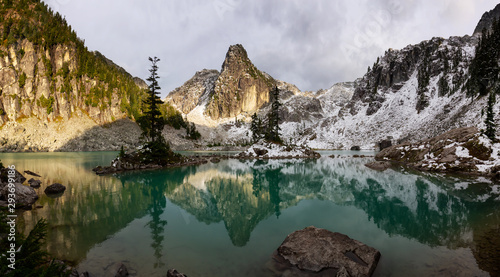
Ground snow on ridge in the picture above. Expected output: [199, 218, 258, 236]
[167, 35, 490, 150]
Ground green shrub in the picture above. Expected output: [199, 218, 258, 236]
[38, 94, 54, 114]
[18, 72, 26, 88]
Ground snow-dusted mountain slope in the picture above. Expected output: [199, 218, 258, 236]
[165, 5, 500, 150]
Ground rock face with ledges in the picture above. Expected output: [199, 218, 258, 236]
[205, 44, 275, 119]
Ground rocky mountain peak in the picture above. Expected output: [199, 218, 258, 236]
[204, 44, 275, 119]
[473, 3, 500, 36]
[221, 44, 249, 72]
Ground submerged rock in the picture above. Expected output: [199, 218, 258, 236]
[167, 269, 188, 277]
[28, 178, 42, 188]
[24, 170, 41, 177]
[273, 226, 380, 276]
[45, 183, 66, 195]
[115, 263, 129, 277]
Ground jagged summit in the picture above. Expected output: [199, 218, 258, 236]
[205, 44, 275, 119]
[473, 3, 500, 35]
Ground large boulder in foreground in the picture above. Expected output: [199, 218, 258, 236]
[0, 168, 38, 208]
[374, 127, 500, 176]
[272, 226, 380, 276]
[0, 183, 39, 208]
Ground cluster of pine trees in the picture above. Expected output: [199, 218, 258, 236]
[250, 86, 282, 143]
[0, 0, 146, 119]
[467, 18, 500, 141]
[467, 19, 500, 97]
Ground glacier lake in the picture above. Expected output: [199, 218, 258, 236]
[1, 151, 499, 276]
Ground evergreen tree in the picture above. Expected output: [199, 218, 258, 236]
[250, 113, 260, 142]
[186, 122, 201, 140]
[265, 86, 282, 143]
[136, 57, 180, 165]
[141, 57, 165, 143]
[467, 19, 500, 97]
[484, 89, 497, 141]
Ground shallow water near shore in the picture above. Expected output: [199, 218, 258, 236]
[1, 151, 499, 276]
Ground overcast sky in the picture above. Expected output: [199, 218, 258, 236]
[45, 0, 499, 97]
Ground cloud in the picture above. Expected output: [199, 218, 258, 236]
[46, 0, 499, 97]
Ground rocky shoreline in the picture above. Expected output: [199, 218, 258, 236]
[370, 127, 500, 179]
[92, 154, 230, 175]
[92, 142, 321, 175]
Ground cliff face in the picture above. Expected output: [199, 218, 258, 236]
[205, 44, 275, 119]
[0, 40, 133, 125]
[0, 0, 147, 151]
[347, 35, 475, 117]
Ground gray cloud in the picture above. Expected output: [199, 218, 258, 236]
[46, 0, 499, 97]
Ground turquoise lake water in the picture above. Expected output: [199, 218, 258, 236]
[1, 151, 499, 276]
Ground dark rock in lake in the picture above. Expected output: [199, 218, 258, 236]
[273, 226, 380, 277]
[28, 178, 42, 188]
[365, 161, 392, 171]
[45, 183, 66, 194]
[24, 170, 41, 177]
[115, 263, 129, 277]
[378, 139, 392, 150]
[167, 269, 188, 277]
[253, 148, 269, 156]
[351, 146, 361, 151]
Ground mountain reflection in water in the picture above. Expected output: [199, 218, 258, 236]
[4, 152, 498, 276]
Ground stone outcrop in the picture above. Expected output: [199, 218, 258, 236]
[375, 127, 500, 176]
[272, 226, 380, 276]
[473, 3, 500, 36]
[205, 44, 275, 119]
